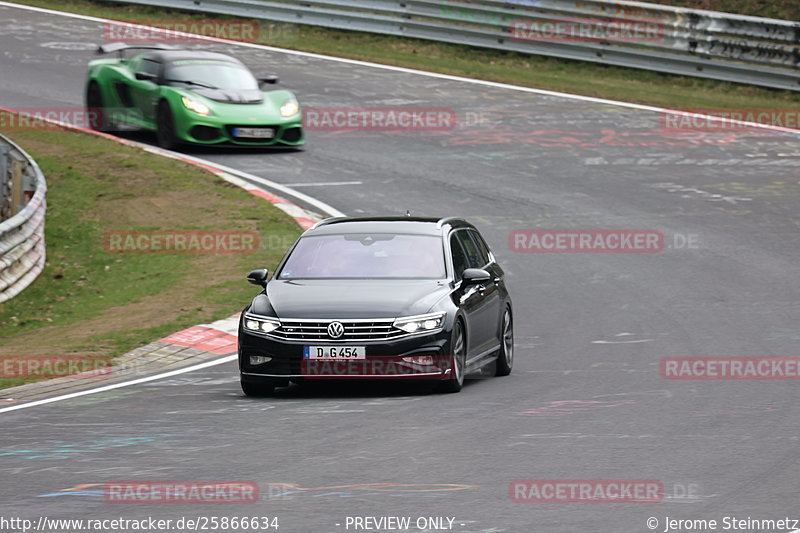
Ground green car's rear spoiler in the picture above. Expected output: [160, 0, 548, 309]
[97, 42, 175, 57]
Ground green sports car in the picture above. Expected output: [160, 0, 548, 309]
[85, 43, 303, 149]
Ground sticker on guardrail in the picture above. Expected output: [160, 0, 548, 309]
[510, 18, 666, 43]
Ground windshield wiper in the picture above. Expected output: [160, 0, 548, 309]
[164, 79, 218, 89]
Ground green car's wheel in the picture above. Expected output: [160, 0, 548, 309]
[156, 101, 179, 150]
[85, 82, 112, 132]
[439, 320, 466, 393]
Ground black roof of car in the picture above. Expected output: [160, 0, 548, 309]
[142, 50, 244, 64]
[306, 216, 473, 237]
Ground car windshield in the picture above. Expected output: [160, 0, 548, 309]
[278, 233, 446, 279]
[165, 60, 258, 90]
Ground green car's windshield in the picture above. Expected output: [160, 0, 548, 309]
[165, 60, 259, 91]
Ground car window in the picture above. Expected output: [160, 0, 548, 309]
[278, 233, 446, 279]
[456, 230, 484, 269]
[139, 58, 161, 78]
[468, 230, 492, 266]
[449, 234, 469, 282]
[165, 60, 258, 90]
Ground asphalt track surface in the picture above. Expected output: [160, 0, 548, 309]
[1, 4, 800, 533]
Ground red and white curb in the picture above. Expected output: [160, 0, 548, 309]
[159, 313, 240, 355]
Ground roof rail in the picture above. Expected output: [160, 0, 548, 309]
[308, 216, 349, 230]
[436, 216, 462, 229]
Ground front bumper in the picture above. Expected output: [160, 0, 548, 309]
[239, 329, 452, 380]
[177, 117, 304, 147]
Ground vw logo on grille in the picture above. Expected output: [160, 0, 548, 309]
[327, 321, 345, 339]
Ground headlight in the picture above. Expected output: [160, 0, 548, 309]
[280, 98, 299, 117]
[243, 316, 281, 334]
[393, 313, 445, 334]
[181, 96, 210, 116]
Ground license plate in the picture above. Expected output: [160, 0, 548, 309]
[233, 127, 274, 139]
[303, 346, 366, 360]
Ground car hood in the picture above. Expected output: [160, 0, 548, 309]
[191, 88, 264, 104]
[261, 279, 450, 319]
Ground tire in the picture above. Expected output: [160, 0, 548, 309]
[495, 307, 514, 376]
[156, 100, 179, 150]
[85, 82, 112, 132]
[241, 378, 275, 397]
[439, 320, 466, 393]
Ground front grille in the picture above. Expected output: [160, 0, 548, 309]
[267, 319, 407, 342]
[281, 126, 303, 143]
[191, 125, 222, 141]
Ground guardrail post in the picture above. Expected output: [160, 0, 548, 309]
[9, 157, 25, 217]
[0, 145, 8, 221]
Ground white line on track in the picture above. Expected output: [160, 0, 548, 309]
[0, 356, 237, 414]
[289, 181, 363, 187]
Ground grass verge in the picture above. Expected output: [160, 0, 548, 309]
[7, 0, 800, 111]
[640, 0, 798, 21]
[0, 113, 302, 389]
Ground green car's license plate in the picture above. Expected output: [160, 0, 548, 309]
[233, 127, 274, 139]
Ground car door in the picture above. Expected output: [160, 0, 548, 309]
[467, 229, 505, 346]
[455, 229, 502, 357]
[450, 233, 479, 358]
[128, 57, 163, 126]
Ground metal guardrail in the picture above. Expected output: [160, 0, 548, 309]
[0, 134, 47, 304]
[102, 0, 800, 90]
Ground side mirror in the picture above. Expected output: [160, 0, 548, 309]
[247, 268, 269, 287]
[135, 71, 157, 82]
[462, 268, 491, 284]
[258, 75, 279, 87]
